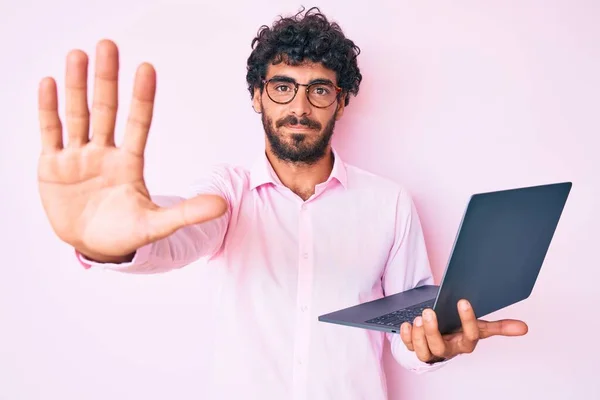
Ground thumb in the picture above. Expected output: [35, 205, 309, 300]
[148, 194, 229, 240]
[478, 319, 529, 339]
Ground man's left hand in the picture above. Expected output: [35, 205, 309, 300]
[399, 299, 529, 364]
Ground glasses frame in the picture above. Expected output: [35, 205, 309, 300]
[261, 78, 343, 109]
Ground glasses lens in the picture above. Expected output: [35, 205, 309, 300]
[307, 83, 337, 107]
[266, 81, 296, 103]
[265, 80, 338, 107]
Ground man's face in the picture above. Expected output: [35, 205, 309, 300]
[253, 61, 346, 164]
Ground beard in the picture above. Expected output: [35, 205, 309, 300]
[261, 110, 336, 165]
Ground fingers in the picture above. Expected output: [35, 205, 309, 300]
[400, 322, 414, 351]
[91, 39, 119, 146]
[38, 77, 63, 154]
[122, 62, 156, 157]
[478, 319, 529, 339]
[398, 300, 528, 363]
[457, 299, 479, 353]
[148, 194, 229, 241]
[411, 316, 433, 362]
[401, 310, 449, 362]
[42, 39, 152, 154]
[421, 309, 447, 358]
[65, 49, 90, 147]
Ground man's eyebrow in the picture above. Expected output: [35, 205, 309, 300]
[268, 75, 336, 86]
[308, 78, 336, 86]
[268, 75, 295, 83]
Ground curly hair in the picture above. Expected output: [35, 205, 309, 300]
[246, 6, 362, 107]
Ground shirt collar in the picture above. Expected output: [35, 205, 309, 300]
[249, 148, 348, 191]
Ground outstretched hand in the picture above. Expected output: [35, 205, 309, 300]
[37, 40, 228, 263]
[400, 300, 528, 363]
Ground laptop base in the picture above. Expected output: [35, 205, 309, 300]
[318, 285, 440, 334]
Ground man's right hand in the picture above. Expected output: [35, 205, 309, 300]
[37, 40, 228, 263]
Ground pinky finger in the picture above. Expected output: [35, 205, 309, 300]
[400, 322, 414, 351]
[38, 77, 64, 153]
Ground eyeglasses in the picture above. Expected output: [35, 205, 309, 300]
[262, 78, 342, 108]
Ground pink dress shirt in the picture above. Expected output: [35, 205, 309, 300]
[77, 148, 450, 399]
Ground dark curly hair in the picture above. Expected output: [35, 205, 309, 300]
[246, 6, 362, 107]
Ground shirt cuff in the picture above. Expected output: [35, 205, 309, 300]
[75, 244, 152, 269]
[390, 333, 456, 374]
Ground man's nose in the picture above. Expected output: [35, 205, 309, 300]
[288, 88, 312, 116]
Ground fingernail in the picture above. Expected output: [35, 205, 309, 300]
[414, 317, 423, 327]
[460, 300, 470, 310]
[423, 309, 432, 321]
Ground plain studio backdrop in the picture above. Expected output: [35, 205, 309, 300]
[0, 0, 598, 399]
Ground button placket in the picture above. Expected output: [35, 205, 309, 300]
[292, 202, 314, 399]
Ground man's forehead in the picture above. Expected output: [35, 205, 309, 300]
[265, 60, 337, 83]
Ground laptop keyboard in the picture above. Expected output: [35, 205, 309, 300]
[365, 299, 435, 328]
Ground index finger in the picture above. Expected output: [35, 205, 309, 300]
[38, 77, 63, 154]
[121, 62, 156, 157]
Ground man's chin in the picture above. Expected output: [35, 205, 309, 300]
[275, 133, 309, 146]
[280, 145, 313, 157]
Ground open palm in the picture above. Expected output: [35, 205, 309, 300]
[37, 40, 227, 263]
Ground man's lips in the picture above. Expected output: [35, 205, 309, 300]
[284, 124, 316, 131]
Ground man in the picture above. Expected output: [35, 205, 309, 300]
[37, 7, 528, 400]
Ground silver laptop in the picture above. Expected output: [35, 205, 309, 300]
[318, 181, 572, 335]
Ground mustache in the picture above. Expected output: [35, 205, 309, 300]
[275, 115, 321, 130]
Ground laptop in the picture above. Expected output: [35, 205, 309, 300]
[318, 181, 572, 335]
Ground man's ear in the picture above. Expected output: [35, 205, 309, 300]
[252, 87, 262, 113]
[335, 93, 347, 120]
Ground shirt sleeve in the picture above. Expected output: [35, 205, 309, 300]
[381, 187, 455, 373]
[75, 165, 233, 274]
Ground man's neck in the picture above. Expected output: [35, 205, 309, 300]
[266, 148, 334, 201]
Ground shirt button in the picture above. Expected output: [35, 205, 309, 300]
[302, 252, 309, 259]
[301, 305, 308, 312]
